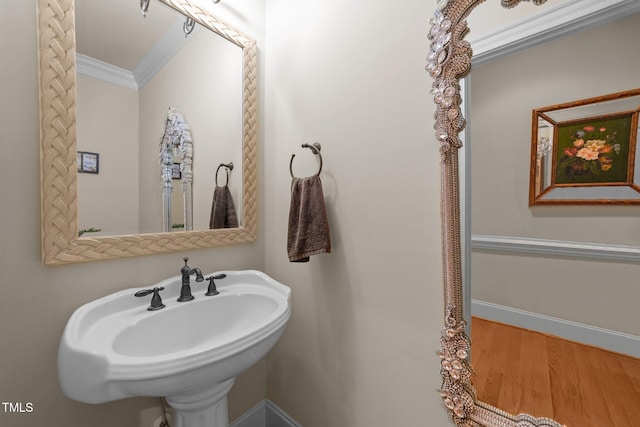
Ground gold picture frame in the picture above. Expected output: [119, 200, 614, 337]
[530, 89, 640, 205]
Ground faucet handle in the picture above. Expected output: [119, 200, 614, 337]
[205, 274, 226, 296]
[135, 287, 166, 311]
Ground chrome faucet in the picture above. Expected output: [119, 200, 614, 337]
[178, 257, 204, 302]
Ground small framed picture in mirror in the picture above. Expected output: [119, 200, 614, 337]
[171, 163, 182, 180]
[78, 151, 99, 174]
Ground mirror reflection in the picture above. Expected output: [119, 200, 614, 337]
[75, 0, 243, 236]
[469, 9, 640, 426]
[38, 0, 257, 265]
[530, 90, 640, 205]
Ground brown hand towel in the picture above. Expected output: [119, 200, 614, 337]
[210, 186, 239, 229]
[287, 175, 331, 262]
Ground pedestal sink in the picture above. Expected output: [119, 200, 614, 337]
[58, 270, 291, 427]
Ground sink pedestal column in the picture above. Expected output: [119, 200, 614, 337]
[166, 378, 235, 427]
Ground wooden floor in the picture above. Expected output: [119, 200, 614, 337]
[471, 317, 640, 427]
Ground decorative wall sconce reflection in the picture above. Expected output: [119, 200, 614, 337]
[160, 108, 194, 232]
[183, 17, 196, 36]
[140, 0, 221, 16]
[536, 136, 551, 159]
[140, 0, 150, 16]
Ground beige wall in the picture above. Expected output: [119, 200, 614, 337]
[470, 13, 640, 334]
[262, 0, 450, 425]
[0, 1, 265, 426]
[138, 26, 243, 233]
[1, 0, 562, 426]
[77, 8, 244, 235]
[76, 74, 140, 235]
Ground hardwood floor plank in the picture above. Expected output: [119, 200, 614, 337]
[547, 337, 589, 426]
[471, 317, 640, 427]
[518, 329, 553, 418]
[587, 349, 636, 426]
[496, 324, 525, 412]
[472, 319, 507, 409]
[618, 355, 640, 394]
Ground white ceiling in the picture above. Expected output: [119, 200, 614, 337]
[75, 0, 180, 71]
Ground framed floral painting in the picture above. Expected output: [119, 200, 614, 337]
[530, 89, 640, 205]
[554, 113, 634, 185]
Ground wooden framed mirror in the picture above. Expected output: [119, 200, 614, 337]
[430, 0, 640, 425]
[38, 0, 257, 265]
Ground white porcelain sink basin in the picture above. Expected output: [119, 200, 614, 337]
[112, 293, 280, 358]
[58, 270, 291, 427]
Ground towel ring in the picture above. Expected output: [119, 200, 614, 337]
[215, 162, 233, 187]
[290, 143, 323, 178]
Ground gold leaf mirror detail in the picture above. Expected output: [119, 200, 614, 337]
[38, 0, 257, 265]
[428, 0, 567, 426]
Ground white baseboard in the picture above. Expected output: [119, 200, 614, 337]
[231, 400, 301, 427]
[472, 299, 640, 358]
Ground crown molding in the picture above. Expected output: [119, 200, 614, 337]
[133, 19, 199, 88]
[469, 0, 640, 66]
[76, 54, 138, 90]
[76, 16, 194, 90]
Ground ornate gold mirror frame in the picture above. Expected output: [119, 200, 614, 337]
[38, 0, 257, 265]
[428, 0, 566, 426]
